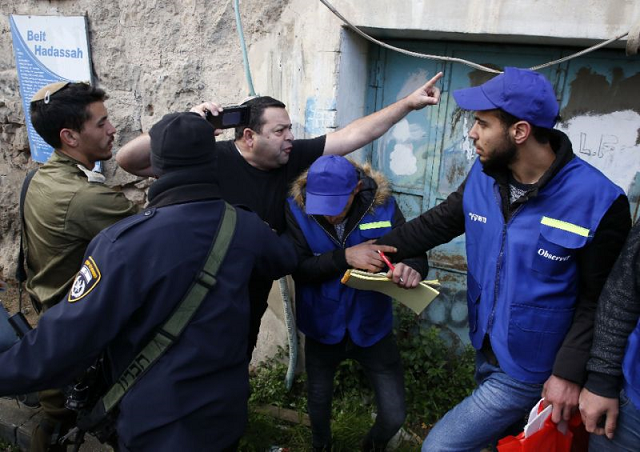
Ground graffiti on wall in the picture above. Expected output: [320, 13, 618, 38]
[559, 66, 640, 220]
[557, 110, 640, 193]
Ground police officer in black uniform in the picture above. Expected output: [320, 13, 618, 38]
[0, 112, 298, 451]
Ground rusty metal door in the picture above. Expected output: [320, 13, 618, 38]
[366, 40, 640, 343]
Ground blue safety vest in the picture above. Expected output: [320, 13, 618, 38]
[287, 197, 396, 347]
[623, 318, 640, 410]
[463, 158, 623, 383]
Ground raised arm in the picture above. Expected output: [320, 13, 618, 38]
[323, 72, 443, 156]
[116, 133, 154, 176]
[116, 102, 223, 177]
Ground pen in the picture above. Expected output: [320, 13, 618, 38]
[377, 250, 395, 271]
[377, 250, 404, 283]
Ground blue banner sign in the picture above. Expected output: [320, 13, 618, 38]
[10, 15, 93, 163]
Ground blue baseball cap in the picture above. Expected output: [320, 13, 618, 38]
[452, 67, 559, 128]
[305, 155, 358, 216]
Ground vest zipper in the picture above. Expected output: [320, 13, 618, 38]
[311, 217, 343, 248]
[487, 186, 525, 336]
[310, 197, 376, 250]
[341, 198, 376, 248]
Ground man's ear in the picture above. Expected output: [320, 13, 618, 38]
[512, 121, 531, 144]
[59, 128, 79, 148]
[353, 179, 364, 194]
[242, 128, 255, 146]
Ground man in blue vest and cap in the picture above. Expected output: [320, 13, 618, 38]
[286, 155, 429, 451]
[376, 67, 631, 450]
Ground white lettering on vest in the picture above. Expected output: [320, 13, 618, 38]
[468, 212, 487, 223]
[537, 248, 571, 262]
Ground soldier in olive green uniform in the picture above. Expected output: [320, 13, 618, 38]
[22, 82, 139, 451]
[24, 153, 138, 311]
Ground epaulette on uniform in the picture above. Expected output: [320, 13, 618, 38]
[103, 208, 156, 243]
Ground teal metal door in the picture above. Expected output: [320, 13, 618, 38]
[366, 40, 640, 343]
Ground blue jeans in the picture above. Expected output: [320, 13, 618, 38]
[589, 389, 640, 451]
[305, 333, 406, 449]
[422, 351, 543, 452]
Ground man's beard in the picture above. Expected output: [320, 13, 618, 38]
[480, 132, 517, 172]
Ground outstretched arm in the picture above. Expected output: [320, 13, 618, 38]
[323, 72, 443, 156]
[285, 202, 397, 283]
[384, 199, 429, 289]
[376, 183, 466, 262]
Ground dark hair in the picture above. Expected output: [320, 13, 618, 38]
[29, 83, 108, 148]
[234, 96, 286, 140]
[495, 109, 554, 145]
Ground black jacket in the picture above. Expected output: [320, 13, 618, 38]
[586, 221, 640, 397]
[377, 130, 631, 384]
[285, 161, 429, 284]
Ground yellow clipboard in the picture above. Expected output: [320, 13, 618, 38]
[341, 269, 440, 315]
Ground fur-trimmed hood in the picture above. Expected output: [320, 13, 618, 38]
[289, 159, 392, 213]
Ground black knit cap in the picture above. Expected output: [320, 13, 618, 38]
[149, 112, 216, 175]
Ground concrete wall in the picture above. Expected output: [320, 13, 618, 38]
[1, 0, 639, 362]
[333, 0, 640, 46]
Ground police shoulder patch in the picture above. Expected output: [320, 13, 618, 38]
[68, 256, 101, 303]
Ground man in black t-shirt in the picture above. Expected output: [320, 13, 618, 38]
[213, 96, 326, 234]
[116, 73, 443, 354]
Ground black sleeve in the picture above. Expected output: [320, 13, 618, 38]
[250, 214, 300, 282]
[584, 220, 640, 398]
[552, 195, 632, 385]
[390, 200, 430, 278]
[376, 183, 466, 262]
[285, 201, 349, 284]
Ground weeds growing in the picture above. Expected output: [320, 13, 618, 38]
[243, 306, 476, 450]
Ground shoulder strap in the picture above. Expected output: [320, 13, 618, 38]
[16, 169, 39, 312]
[101, 202, 237, 413]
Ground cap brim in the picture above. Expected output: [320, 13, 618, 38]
[305, 193, 350, 216]
[452, 86, 498, 111]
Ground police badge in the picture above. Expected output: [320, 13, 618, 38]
[68, 256, 101, 302]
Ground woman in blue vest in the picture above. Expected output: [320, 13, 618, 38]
[285, 155, 429, 451]
[376, 68, 631, 451]
[580, 220, 640, 451]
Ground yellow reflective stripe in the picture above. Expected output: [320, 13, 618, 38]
[540, 216, 590, 237]
[359, 221, 392, 230]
